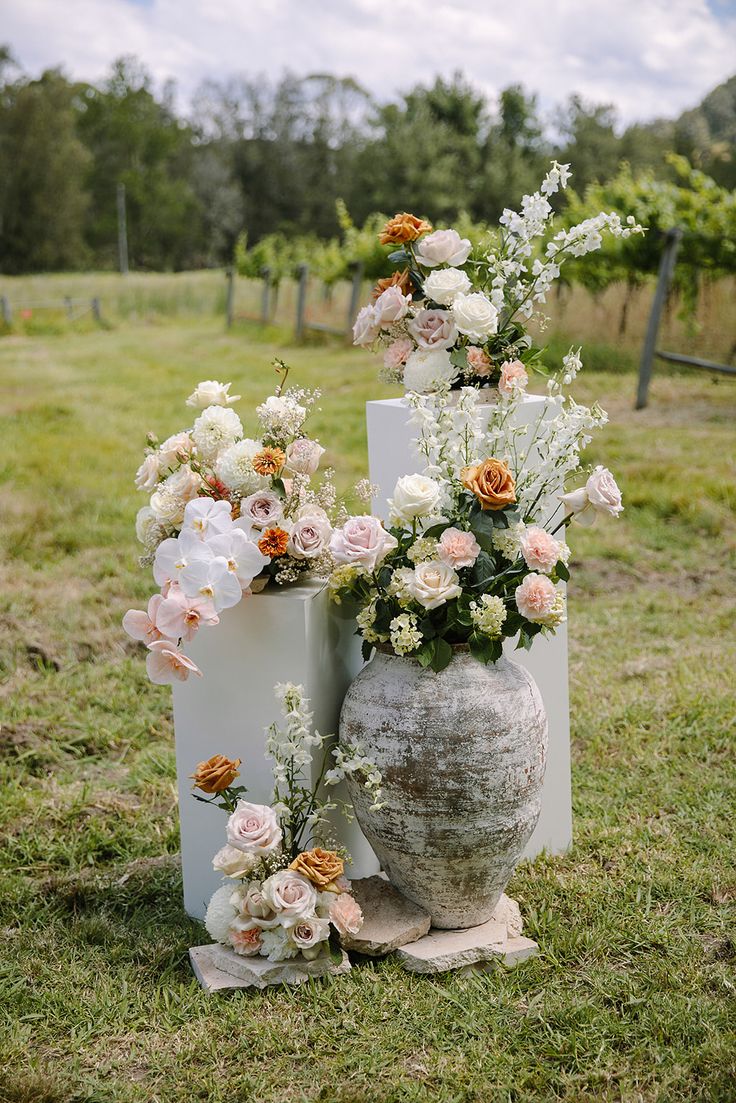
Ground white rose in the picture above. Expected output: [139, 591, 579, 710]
[212, 844, 257, 879]
[135, 453, 161, 491]
[403, 348, 458, 395]
[288, 506, 332, 560]
[261, 869, 317, 920]
[242, 882, 277, 921]
[285, 438, 325, 476]
[226, 801, 282, 856]
[407, 308, 457, 351]
[352, 304, 380, 347]
[135, 505, 159, 546]
[415, 228, 472, 268]
[407, 560, 462, 610]
[388, 474, 442, 525]
[452, 293, 499, 342]
[561, 466, 623, 526]
[186, 380, 240, 409]
[330, 516, 398, 571]
[423, 267, 472, 306]
[373, 285, 411, 326]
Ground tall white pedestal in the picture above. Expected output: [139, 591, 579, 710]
[366, 397, 573, 858]
[172, 580, 380, 920]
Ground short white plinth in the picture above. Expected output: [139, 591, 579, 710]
[171, 580, 380, 920]
[366, 397, 572, 858]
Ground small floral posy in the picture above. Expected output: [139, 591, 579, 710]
[194, 683, 383, 965]
[353, 161, 644, 395]
[124, 361, 347, 681]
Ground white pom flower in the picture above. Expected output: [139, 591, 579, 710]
[204, 884, 240, 944]
[192, 406, 243, 463]
[215, 438, 270, 496]
[403, 348, 458, 395]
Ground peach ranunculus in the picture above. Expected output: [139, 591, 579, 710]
[372, 269, 414, 300]
[498, 359, 529, 397]
[329, 892, 364, 938]
[519, 526, 562, 574]
[460, 458, 516, 511]
[437, 527, 481, 569]
[379, 212, 433, 245]
[289, 848, 344, 887]
[145, 641, 202, 684]
[191, 754, 242, 793]
[466, 346, 492, 377]
[258, 527, 290, 558]
[514, 573, 557, 623]
[384, 337, 414, 373]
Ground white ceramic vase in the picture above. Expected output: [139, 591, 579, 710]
[339, 649, 548, 929]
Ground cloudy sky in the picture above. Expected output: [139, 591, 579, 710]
[4, 0, 736, 125]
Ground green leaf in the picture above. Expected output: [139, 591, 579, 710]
[450, 346, 469, 371]
[327, 937, 344, 964]
[430, 637, 453, 673]
[555, 560, 570, 582]
[361, 639, 375, 662]
[423, 522, 451, 539]
[416, 644, 434, 668]
[388, 249, 411, 265]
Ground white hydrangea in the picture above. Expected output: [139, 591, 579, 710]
[406, 537, 438, 563]
[470, 594, 507, 638]
[389, 613, 423, 656]
[492, 522, 526, 561]
[540, 589, 567, 629]
[215, 438, 270, 496]
[192, 406, 243, 463]
[260, 926, 299, 962]
[204, 884, 240, 944]
[356, 601, 388, 644]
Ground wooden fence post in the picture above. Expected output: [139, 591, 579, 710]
[295, 264, 309, 341]
[635, 228, 682, 410]
[64, 296, 73, 320]
[225, 267, 235, 329]
[0, 296, 11, 326]
[346, 261, 364, 335]
[260, 267, 271, 323]
[91, 298, 102, 324]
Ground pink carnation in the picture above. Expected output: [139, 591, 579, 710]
[229, 926, 263, 956]
[466, 346, 492, 377]
[437, 527, 481, 569]
[329, 892, 364, 938]
[519, 526, 562, 574]
[498, 359, 529, 397]
[514, 573, 557, 623]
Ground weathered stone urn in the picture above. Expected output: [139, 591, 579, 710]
[339, 649, 548, 929]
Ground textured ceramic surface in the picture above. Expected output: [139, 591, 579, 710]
[340, 651, 548, 929]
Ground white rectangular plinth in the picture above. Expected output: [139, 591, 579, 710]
[366, 397, 572, 858]
[172, 580, 380, 920]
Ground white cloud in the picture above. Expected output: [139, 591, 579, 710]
[3, 0, 734, 125]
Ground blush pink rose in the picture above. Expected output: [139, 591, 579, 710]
[227, 801, 282, 856]
[514, 573, 557, 623]
[498, 359, 529, 397]
[145, 640, 202, 684]
[352, 304, 380, 347]
[437, 527, 481, 569]
[408, 308, 457, 351]
[519, 526, 562, 574]
[373, 285, 411, 326]
[560, 466, 623, 526]
[284, 438, 325, 476]
[329, 892, 364, 938]
[414, 228, 471, 268]
[240, 490, 284, 529]
[466, 346, 492, 376]
[329, 516, 398, 571]
[384, 337, 414, 372]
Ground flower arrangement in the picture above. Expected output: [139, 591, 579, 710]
[195, 683, 383, 963]
[352, 162, 644, 395]
[123, 364, 362, 683]
[328, 373, 623, 671]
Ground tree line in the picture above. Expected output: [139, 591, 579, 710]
[0, 45, 733, 275]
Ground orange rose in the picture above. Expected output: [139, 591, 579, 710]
[252, 447, 286, 476]
[461, 458, 516, 511]
[372, 269, 414, 301]
[379, 213, 433, 246]
[289, 847, 344, 887]
[258, 527, 290, 557]
[190, 754, 241, 793]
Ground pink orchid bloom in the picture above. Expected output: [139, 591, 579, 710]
[122, 594, 168, 645]
[145, 641, 202, 684]
[156, 589, 219, 642]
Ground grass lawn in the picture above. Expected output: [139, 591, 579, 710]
[1, 318, 735, 1103]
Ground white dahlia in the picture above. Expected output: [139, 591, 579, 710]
[215, 438, 270, 496]
[192, 406, 243, 463]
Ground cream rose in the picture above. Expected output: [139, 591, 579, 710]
[561, 466, 623, 526]
[519, 526, 562, 574]
[261, 869, 317, 920]
[135, 453, 161, 491]
[330, 516, 398, 571]
[242, 882, 277, 921]
[403, 348, 458, 394]
[287, 507, 332, 560]
[407, 560, 462, 610]
[452, 293, 499, 342]
[186, 380, 240, 409]
[226, 801, 282, 856]
[284, 438, 325, 476]
[352, 304, 380, 347]
[415, 228, 472, 268]
[423, 267, 471, 306]
[159, 431, 194, 468]
[408, 308, 457, 351]
[373, 285, 411, 326]
[437, 527, 481, 569]
[212, 844, 257, 879]
[388, 474, 442, 525]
